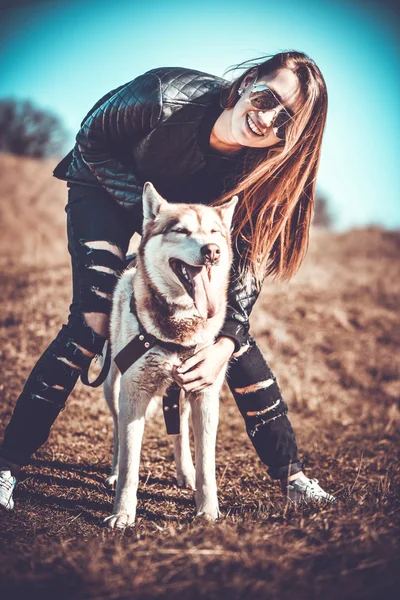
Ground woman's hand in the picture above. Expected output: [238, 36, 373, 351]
[172, 337, 236, 393]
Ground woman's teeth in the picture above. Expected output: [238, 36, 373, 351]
[246, 115, 264, 136]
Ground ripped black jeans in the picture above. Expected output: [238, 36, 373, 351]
[228, 341, 303, 479]
[0, 183, 302, 480]
[0, 184, 132, 466]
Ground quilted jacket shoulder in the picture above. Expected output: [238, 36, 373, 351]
[147, 67, 226, 106]
[53, 67, 226, 192]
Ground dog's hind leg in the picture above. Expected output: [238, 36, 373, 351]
[105, 384, 149, 529]
[103, 360, 121, 489]
[172, 397, 196, 490]
[190, 387, 220, 521]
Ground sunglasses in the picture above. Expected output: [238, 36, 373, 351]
[248, 81, 294, 140]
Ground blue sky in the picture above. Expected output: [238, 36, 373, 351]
[0, 0, 399, 230]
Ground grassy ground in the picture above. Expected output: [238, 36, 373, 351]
[0, 155, 399, 599]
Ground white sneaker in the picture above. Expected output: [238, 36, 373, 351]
[0, 468, 17, 511]
[287, 477, 336, 504]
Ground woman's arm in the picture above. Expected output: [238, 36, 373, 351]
[218, 250, 264, 351]
[76, 72, 162, 209]
[219, 275, 261, 352]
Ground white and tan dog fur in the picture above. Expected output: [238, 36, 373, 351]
[103, 182, 237, 529]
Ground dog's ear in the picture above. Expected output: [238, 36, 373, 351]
[142, 182, 168, 223]
[217, 195, 238, 229]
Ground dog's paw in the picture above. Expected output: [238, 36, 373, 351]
[177, 470, 196, 491]
[195, 506, 220, 522]
[104, 475, 118, 489]
[104, 513, 135, 529]
[195, 510, 221, 523]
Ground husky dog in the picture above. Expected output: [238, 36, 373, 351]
[103, 182, 237, 529]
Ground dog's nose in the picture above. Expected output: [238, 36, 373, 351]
[201, 243, 220, 264]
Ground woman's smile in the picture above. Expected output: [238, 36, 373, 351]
[246, 113, 266, 137]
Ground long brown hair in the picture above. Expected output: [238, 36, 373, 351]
[216, 51, 328, 285]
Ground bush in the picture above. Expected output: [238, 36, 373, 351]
[0, 98, 68, 158]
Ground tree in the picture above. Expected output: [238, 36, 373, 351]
[0, 98, 68, 158]
[313, 191, 335, 228]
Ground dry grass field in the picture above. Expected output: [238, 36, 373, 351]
[0, 153, 399, 600]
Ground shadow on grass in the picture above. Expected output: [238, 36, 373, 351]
[23, 472, 109, 492]
[14, 488, 186, 526]
[32, 457, 110, 475]
[14, 480, 196, 527]
[22, 471, 195, 504]
[31, 457, 179, 487]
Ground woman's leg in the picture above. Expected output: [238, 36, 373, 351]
[227, 336, 303, 481]
[0, 184, 135, 468]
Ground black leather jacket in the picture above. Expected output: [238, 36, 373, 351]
[54, 67, 263, 351]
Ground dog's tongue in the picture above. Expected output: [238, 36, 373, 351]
[187, 265, 218, 319]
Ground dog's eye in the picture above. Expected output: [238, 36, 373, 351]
[173, 228, 191, 235]
[211, 228, 221, 234]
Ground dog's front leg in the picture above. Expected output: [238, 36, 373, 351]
[103, 360, 121, 489]
[190, 387, 220, 521]
[105, 382, 148, 529]
[173, 397, 196, 490]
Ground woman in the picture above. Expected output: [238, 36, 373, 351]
[0, 50, 335, 511]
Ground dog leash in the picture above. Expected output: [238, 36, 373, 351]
[80, 342, 112, 388]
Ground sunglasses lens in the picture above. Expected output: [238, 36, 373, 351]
[247, 84, 293, 141]
[249, 88, 278, 111]
[273, 111, 291, 140]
